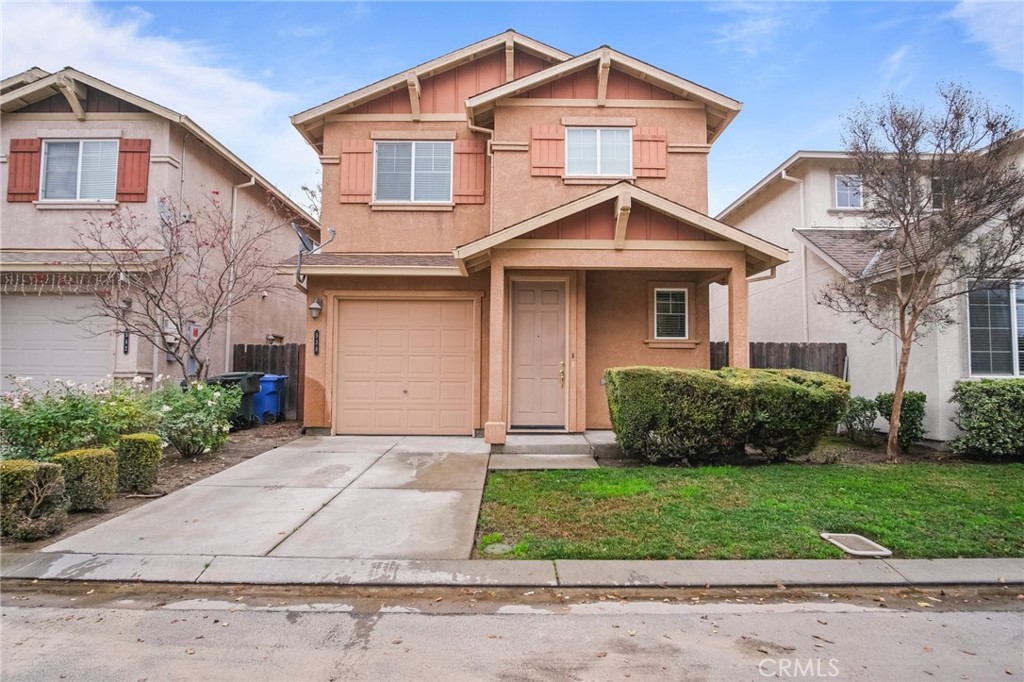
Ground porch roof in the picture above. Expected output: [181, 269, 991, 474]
[452, 183, 790, 277]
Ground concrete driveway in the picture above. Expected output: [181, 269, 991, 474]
[44, 436, 490, 560]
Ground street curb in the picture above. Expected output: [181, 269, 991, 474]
[2, 552, 1021, 588]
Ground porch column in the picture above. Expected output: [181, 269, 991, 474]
[484, 261, 507, 444]
[728, 264, 750, 368]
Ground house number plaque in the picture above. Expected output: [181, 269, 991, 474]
[313, 330, 320, 356]
[122, 331, 130, 355]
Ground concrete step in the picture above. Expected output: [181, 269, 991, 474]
[489, 454, 599, 470]
[492, 434, 592, 455]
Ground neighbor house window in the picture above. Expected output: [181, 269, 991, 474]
[968, 282, 1022, 376]
[835, 174, 862, 209]
[654, 288, 688, 340]
[565, 128, 631, 177]
[373, 141, 452, 203]
[41, 140, 118, 201]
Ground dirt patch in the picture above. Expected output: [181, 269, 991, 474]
[4, 421, 302, 552]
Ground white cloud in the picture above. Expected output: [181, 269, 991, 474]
[950, 0, 1024, 74]
[881, 45, 915, 92]
[711, 2, 818, 59]
[1, 1, 319, 204]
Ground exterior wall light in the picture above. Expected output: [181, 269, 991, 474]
[309, 298, 323, 320]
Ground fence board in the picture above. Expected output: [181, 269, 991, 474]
[231, 343, 305, 421]
[710, 342, 847, 379]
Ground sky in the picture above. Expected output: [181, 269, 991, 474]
[2, 1, 1022, 217]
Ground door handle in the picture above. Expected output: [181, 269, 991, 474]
[559, 361, 565, 388]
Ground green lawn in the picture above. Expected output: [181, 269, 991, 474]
[477, 463, 1024, 560]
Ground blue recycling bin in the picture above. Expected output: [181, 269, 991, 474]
[253, 374, 287, 424]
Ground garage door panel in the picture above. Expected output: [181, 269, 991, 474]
[1, 295, 110, 391]
[336, 299, 474, 435]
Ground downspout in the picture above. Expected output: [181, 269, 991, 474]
[225, 176, 257, 371]
[467, 105, 495, 235]
[779, 168, 808, 342]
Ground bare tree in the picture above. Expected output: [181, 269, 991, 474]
[76, 193, 301, 379]
[818, 84, 1024, 460]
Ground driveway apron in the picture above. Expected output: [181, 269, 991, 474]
[42, 436, 490, 560]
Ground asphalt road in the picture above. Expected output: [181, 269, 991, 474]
[2, 583, 1022, 681]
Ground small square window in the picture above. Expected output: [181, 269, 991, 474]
[835, 174, 862, 209]
[566, 128, 631, 177]
[654, 289, 688, 339]
[41, 140, 118, 201]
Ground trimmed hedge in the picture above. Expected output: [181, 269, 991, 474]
[604, 367, 849, 465]
[950, 379, 1024, 459]
[117, 433, 162, 492]
[0, 460, 68, 540]
[52, 448, 118, 512]
[876, 391, 927, 452]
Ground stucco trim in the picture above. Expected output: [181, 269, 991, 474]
[371, 130, 458, 140]
[561, 116, 636, 127]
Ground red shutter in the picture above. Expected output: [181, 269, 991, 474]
[340, 139, 374, 203]
[453, 139, 486, 204]
[7, 138, 42, 202]
[633, 127, 667, 178]
[530, 125, 565, 176]
[115, 139, 151, 202]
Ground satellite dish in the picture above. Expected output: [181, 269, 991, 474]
[292, 222, 316, 253]
[158, 196, 174, 228]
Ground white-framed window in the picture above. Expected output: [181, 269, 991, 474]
[373, 141, 452, 203]
[968, 281, 1022, 376]
[654, 288, 689, 340]
[565, 127, 631, 177]
[835, 173, 863, 209]
[40, 139, 118, 201]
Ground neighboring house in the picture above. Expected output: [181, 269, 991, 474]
[0, 67, 319, 391]
[289, 30, 788, 443]
[710, 146, 1024, 442]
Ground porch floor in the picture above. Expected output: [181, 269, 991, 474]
[487, 430, 627, 469]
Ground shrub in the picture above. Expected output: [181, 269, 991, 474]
[151, 381, 241, 458]
[842, 396, 879, 446]
[604, 366, 747, 465]
[875, 391, 927, 452]
[0, 377, 157, 461]
[117, 433, 162, 492]
[950, 379, 1024, 459]
[52, 448, 118, 512]
[742, 369, 850, 462]
[604, 367, 849, 465]
[0, 459, 68, 540]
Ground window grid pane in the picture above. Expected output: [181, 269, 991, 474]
[412, 142, 451, 202]
[836, 174, 862, 209]
[968, 285, 1014, 375]
[375, 142, 413, 201]
[42, 141, 80, 200]
[566, 129, 598, 175]
[566, 128, 630, 176]
[79, 141, 118, 200]
[655, 290, 687, 339]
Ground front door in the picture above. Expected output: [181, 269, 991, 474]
[510, 280, 566, 428]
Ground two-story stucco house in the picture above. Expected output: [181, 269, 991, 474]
[0, 67, 318, 390]
[710, 144, 1024, 442]
[289, 31, 788, 444]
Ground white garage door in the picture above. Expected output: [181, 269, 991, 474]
[0, 295, 111, 392]
[336, 299, 475, 435]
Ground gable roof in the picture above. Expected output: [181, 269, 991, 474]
[795, 228, 882, 278]
[291, 30, 571, 147]
[453, 182, 788, 275]
[466, 47, 742, 144]
[1, 67, 51, 96]
[1, 67, 319, 235]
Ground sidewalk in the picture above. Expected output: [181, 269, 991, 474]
[2, 552, 1021, 588]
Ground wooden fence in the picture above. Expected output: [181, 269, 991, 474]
[710, 342, 847, 379]
[231, 343, 304, 421]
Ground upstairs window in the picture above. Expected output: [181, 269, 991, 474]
[41, 140, 118, 201]
[835, 173, 863, 209]
[968, 282, 1022, 376]
[654, 288, 689, 339]
[565, 128, 631, 177]
[373, 141, 452, 203]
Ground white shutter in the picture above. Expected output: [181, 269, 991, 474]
[79, 140, 118, 200]
[412, 142, 452, 202]
[374, 142, 412, 201]
[42, 141, 79, 199]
